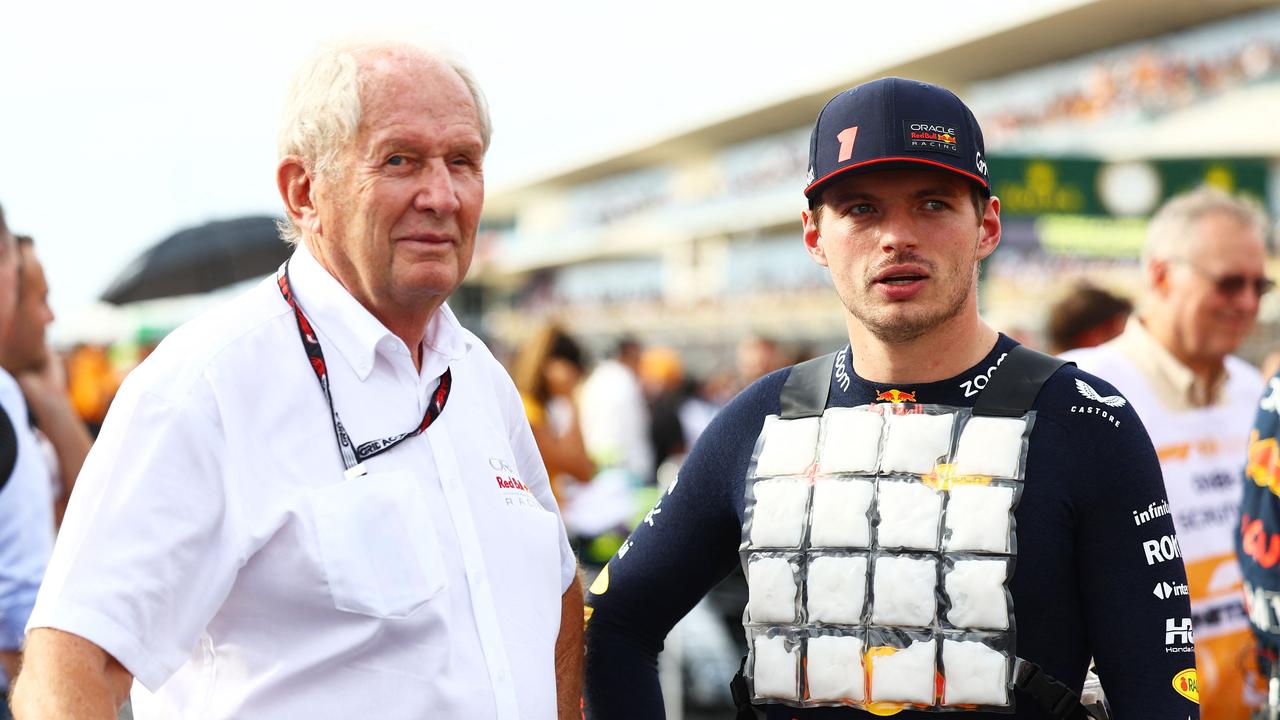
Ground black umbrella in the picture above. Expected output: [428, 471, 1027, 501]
[101, 216, 292, 305]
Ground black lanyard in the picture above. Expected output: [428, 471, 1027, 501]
[277, 259, 452, 477]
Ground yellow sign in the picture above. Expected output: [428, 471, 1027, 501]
[1172, 668, 1199, 703]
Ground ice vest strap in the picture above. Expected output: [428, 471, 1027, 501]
[972, 345, 1071, 418]
[730, 658, 766, 720]
[1013, 659, 1106, 720]
[0, 403, 17, 496]
[779, 352, 837, 419]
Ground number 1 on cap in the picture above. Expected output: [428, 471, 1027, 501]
[837, 126, 858, 162]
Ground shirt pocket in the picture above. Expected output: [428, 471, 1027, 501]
[308, 470, 446, 618]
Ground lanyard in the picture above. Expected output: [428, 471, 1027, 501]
[276, 259, 452, 478]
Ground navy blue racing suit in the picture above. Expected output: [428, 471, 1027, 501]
[585, 336, 1199, 718]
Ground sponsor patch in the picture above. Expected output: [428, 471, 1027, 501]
[493, 462, 542, 510]
[903, 119, 961, 155]
[835, 347, 851, 393]
[589, 564, 610, 596]
[874, 388, 917, 404]
[1132, 499, 1170, 526]
[1075, 379, 1127, 408]
[1165, 617, 1194, 646]
[1153, 581, 1189, 600]
[959, 352, 1008, 398]
[1143, 534, 1182, 566]
[1242, 513, 1280, 569]
[1247, 429, 1280, 498]
[1071, 404, 1121, 428]
[1172, 668, 1199, 703]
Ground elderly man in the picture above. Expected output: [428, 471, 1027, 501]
[1064, 187, 1269, 718]
[12, 40, 583, 720]
[585, 77, 1198, 718]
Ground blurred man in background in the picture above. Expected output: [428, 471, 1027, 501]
[1044, 283, 1132, 354]
[0, 236, 92, 526]
[0, 210, 56, 720]
[580, 337, 653, 483]
[1064, 186, 1270, 717]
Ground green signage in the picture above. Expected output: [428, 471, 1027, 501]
[989, 156, 1270, 218]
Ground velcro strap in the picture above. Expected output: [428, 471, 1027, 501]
[1014, 658, 1100, 720]
[730, 657, 765, 720]
[779, 352, 837, 419]
[972, 345, 1071, 418]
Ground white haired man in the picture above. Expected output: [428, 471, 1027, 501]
[1064, 186, 1271, 718]
[12, 40, 583, 720]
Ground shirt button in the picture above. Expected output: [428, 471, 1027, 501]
[495, 670, 507, 683]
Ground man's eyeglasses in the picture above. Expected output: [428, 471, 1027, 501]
[1170, 258, 1275, 298]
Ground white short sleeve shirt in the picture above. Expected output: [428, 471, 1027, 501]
[27, 244, 576, 719]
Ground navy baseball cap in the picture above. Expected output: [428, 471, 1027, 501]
[804, 77, 990, 200]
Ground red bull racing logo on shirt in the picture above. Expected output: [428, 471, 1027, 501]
[874, 389, 917, 404]
[496, 476, 530, 492]
[491, 456, 539, 509]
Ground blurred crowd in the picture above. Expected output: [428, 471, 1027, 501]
[983, 34, 1280, 142]
[500, 326, 809, 565]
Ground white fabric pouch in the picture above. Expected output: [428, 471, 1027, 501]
[819, 408, 883, 473]
[942, 638, 1009, 705]
[806, 635, 865, 702]
[755, 416, 820, 477]
[953, 416, 1026, 478]
[881, 412, 954, 475]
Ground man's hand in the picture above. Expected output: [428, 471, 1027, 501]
[556, 573, 585, 720]
[10, 628, 132, 719]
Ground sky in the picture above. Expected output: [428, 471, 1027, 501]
[0, 0, 1086, 340]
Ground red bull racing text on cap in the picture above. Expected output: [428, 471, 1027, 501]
[804, 77, 991, 200]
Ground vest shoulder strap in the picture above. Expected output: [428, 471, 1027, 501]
[777, 345, 1068, 419]
[1014, 659, 1107, 720]
[779, 352, 837, 419]
[973, 344, 1071, 418]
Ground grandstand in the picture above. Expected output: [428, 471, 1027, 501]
[476, 0, 1280, 369]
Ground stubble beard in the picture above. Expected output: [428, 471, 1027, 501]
[841, 253, 978, 345]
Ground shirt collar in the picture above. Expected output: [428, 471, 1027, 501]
[285, 242, 471, 382]
[1116, 315, 1227, 407]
